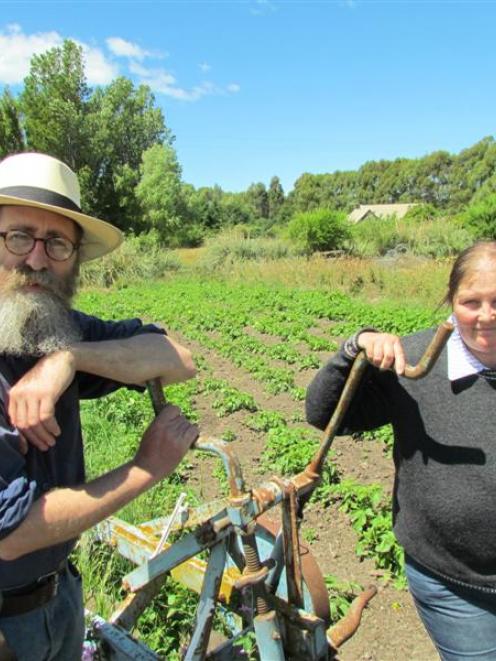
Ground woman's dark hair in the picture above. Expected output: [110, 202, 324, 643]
[443, 241, 496, 306]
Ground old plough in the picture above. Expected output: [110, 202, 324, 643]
[86, 322, 453, 660]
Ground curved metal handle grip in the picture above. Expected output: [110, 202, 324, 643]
[403, 321, 453, 379]
[147, 379, 167, 415]
[146, 380, 245, 496]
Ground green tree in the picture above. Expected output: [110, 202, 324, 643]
[288, 208, 350, 254]
[0, 89, 24, 158]
[290, 173, 327, 213]
[268, 176, 285, 220]
[220, 193, 255, 226]
[17, 40, 168, 233]
[186, 185, 223, 230]
[135, 143, 187, 243]
[246, 182, 269, 219]
[20, 40, 90, 170]
[83, 77, 168, 230]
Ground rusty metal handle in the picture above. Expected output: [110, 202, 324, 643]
[307, 321, 453, 478]
[147, 378, 167, 415]
[146, 379, 246, 496]
[403, 321, 453, 379]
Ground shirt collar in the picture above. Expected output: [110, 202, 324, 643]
[447, 314, 487, 381]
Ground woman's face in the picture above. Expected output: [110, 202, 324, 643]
[453, 261, 496, 366]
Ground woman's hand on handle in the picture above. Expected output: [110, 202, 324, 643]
[357, 332, 406, 375]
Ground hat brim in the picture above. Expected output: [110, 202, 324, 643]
[0, 194, 123, 262]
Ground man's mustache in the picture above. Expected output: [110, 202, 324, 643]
[0, 265, 76, 301]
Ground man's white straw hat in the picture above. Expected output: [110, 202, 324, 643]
[0, 152, 123, 261]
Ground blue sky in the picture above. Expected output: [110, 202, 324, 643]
[0, 1, 494, 193]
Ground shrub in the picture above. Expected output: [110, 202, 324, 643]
[198, 228, 302, 271]
[461, 194, 496, 239]
[169, 222, 205, 249]
[80, 231, 182, 287]
[287, 208, 350, 254]
[348, 216, 397, 257]
[403, 204, 439, 223]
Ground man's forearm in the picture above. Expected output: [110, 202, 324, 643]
[0, 462, 152, 561]
[70, 333, 196, 385]
[0, 405, 196, 561]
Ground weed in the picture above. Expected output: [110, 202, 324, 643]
[302, 527, 318, 543]
[332, 480, 405, 584]
[325, 574, 364, 624]
[245, 410, 287, 432]
[201, 378, 258, 416]
[361, 424, 394, 455]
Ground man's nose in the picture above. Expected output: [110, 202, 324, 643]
[23, 239, 49, 271]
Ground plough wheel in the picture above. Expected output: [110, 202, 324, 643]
[254, 515, 331, 625]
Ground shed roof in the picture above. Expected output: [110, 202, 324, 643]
[348, 203, 418, 223]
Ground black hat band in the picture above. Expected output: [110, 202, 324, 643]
[0, 185, 81, 213]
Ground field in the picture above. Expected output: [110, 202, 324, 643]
[76, 261, 448, 660]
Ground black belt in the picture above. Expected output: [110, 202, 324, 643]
[0, 565, 67, 618]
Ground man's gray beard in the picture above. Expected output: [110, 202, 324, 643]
[0, 266, 82, 357]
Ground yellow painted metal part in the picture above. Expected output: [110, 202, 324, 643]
[133, 522, 241, 603]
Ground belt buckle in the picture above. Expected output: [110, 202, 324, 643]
[36, 570, 59, 597]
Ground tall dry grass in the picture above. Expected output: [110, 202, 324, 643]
[211, 254, 451, 309]
[80, 232, 182, 288]
[348, 215, 472, 258]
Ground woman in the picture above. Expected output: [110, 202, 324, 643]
[306, 241, 496, 661]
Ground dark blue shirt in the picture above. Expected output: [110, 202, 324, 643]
[0, 310, 165, 589]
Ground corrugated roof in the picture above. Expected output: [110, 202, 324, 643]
[348, 203, 418, 223]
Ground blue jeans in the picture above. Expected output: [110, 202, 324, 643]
[0, 562, 84, 660]
[406, 555, 496, 660]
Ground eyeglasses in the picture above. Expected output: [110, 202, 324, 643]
[0, 230, 79, 262]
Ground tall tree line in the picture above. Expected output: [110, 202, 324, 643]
[0, 39, 494, 245]
[288, 138, 496, 216]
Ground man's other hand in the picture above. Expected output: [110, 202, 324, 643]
[7, 350, 76, 452]
[134, 404, 199, 482]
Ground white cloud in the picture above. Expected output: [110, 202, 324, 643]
[0, 24, 63, 84]
[250, 0, 277, 16]
[0, 24, 118, 86]
[79, 43, 119, 85]
[0, 24, 238, 103]
[131, 61, 211, 101]
[130, 62, 238, 102]
[106, 37, 153, 61]
[129, 61, 176, 87]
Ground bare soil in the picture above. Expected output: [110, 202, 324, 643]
[174, 331, 439, 660]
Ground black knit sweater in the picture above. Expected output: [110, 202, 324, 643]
[306, 329, 496, 591]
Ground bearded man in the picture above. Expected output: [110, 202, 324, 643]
[0, 152, 198, 660]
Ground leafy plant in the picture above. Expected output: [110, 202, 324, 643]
[461, 193, 496, 239]
[201, 378, 258, 416]
[302, 527, 318, 543]
[245, 410, 287, 432]
[288, 208, 350, 254]
[361, 424, 394, 454]
[332, 480, 405, 585]
[325, 574, 364, 623]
